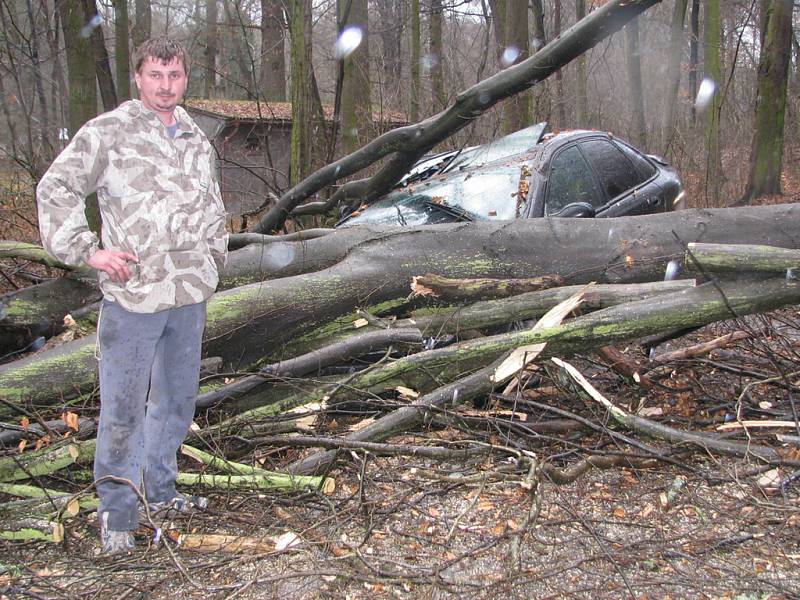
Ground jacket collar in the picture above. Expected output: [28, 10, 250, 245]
[125, 100, 195, 135]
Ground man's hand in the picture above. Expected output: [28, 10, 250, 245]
[86, 249, 139, 283]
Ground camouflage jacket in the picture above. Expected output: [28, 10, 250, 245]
[37, 100, 228, 313]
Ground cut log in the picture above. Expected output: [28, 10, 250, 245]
[687, 243, 800, 274]
[2, 206, 799, 417]
[0, 439, 96, 482]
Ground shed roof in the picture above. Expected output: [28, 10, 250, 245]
[183, 98, 407, 126]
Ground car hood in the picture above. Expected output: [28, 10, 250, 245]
[339, 123, 546, 227]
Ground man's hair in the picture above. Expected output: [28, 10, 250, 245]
[133, 37, 189, 75]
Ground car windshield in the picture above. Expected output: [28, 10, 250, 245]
[345, 123, 546, 227]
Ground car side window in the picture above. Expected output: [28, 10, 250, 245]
[544, 145, 602, 215]
[580, 139, 644, 202]
[613, 140, 657, 180]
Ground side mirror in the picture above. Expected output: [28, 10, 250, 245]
[551, 202, 596, 218]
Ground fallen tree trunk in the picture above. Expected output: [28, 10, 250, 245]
[217, 277, 800, 454]
[1, 205, 799, 416]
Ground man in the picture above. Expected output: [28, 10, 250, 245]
[37, 37, 228, 554]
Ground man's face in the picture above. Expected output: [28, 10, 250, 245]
[134, 56, 188, 117]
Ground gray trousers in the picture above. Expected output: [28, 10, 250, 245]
[94, 299, 206, 530]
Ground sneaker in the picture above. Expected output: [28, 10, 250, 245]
[141, 493, 209, 519]
[99, 512, 134, 555]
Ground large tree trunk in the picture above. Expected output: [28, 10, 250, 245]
[1, 204, 799, 416]
[624, 18, 647, 149]
[501, 0, 531, 134]
[737, 0, 792, 206]
[703, 0, 722, 206]
[429, 0, 446, 113]
[113, 0, 131, 100]
[408, 0, 421, 122]
[574, 0, 588, 128]
[338, 0, 371, 154]
[662, 0, 687, 149]
[259, 0, 286, 101]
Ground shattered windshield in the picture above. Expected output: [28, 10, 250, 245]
[344, 123, 545, 227]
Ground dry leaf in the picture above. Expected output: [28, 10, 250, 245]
[427, 507, 440, 518]
[20, 416, 29, 431]
[274, 531, 301, 551]
[640, 504, 655, 518]
[612, 507, 626, 518]
[17, 439, 26, 453]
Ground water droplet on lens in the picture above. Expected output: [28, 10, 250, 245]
[421, 54, 437, 73]
[695, 77, 716, 112]
[664, 259, 681, 281]
[478, 92, 490, 105]
[334, 26, 363, 59]
[79, 14, 102, 38]
[501, 46, 521, 67]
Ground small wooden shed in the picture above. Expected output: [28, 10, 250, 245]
[184, 99, 406, 218]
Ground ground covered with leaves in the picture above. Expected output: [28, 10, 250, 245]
[1, 308, 799, 599]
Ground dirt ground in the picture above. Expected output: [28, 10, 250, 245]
[1, 160, 799, 599]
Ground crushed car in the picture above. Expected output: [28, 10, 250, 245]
[336, 123, 683, 227]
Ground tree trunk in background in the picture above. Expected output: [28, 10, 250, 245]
[488, 0, 505, 62]
[553, 0, 566, 129]
[86, 0, 117, 110]
[738, 0, 792, 206]
[289, 0, 319, 185]
[409, 0, 420, 122]
[662, 0, 687, 148]
[502, 0, 531, 134]
[688, 0, 700, 125]
[530, 0, 545, 52]
[59, 0, 96, 140]
[429, 0, 446, 112]
[574, 0, 588, 127]
[259, 0, 286, 101]
[624, 18, 646, 149]
[338, 0, 371, 154]
[204, 0, 218, 97]
[132, 0, 150, 48]
[375, 0, 403, 109]
[59, 0, 99, 232]
[703, 0, 722, 206]
[113, 0, 131, 100]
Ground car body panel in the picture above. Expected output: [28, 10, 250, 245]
[338, 123, 682, 228]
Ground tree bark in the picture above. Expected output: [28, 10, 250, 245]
[338, 0, 371, 154]
[409, 0, 421, 122]
[662, 0, 687, 148]
[624, 18, 647, 150]
[703, 0, 722, 206]
[2, 204, 799, 416]
[259, 0, 286, 101]
[574, 0, 588, 128]
[204, 0, 218, 97]
[132, 0, 150, 48]
[87, 0, 118, 110]
[113, 0, 131, 100]
[429, 0, 446, 113]
[737, 0, 792, 206]
[501, 0, 531, 134]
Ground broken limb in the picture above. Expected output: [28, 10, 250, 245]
[195, 327, 423, 409]
[686, 242, 800, 274]
[651, 330, 751, 363]
[175, 472, 334, 494]
[552, 357, 800, 466]
[410, 274, 565, 301]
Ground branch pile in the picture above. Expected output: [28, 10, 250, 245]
[0, 206, 799, 545]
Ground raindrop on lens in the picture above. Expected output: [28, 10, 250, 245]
[79, 14, 102, 38]
[501, 46, 521, 67]
[478, 92, 490, 106]
[421, 54, 437, 73]
[695, 77, 716, 112]
[664, 259, 681, 282]
[334, 26, 363, 59]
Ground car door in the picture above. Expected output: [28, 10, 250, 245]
[540, 143, 606, 217]
[578, 138, 659, 217]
